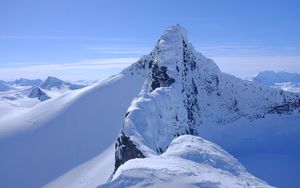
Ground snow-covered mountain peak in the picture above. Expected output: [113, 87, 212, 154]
[156, 24, 188, 54]
[40, 76, 65, 89]
[114, 25, 300, 172]
[163, 24, 188, 40]
[151, 24, 217, 75]
[13, 78, 43, 87]
[252, 70, 300, 86]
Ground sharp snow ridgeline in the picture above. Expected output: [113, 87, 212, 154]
[113, 25, 300, 173]
[106, 135, 274, 188]
[1, 25, 300, 188]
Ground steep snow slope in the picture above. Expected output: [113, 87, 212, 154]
[103, 135, 273, 188]
[114, 25, 300, 170]
[0, 72, 146, 188]
[112, 25, 300, 187]
[1, 25, 299, 188]
[44, 145, 115, 188]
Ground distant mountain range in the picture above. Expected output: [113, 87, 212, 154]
[251, 71, 300, 93]
[0, 76, 91, 91]
[0, 76, 94, 113]
[0, 26, 300, 188]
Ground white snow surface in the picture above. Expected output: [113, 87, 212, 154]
[0, 77, 88, 115]
[103, 135, 273, 188]
[0, 73, 146, 188]
[1, 25, 300, 188]
[120, 25, 300, 156]
[44, 144, 115, 188]
[113, 25, 300, 187]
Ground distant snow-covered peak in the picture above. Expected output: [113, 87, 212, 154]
[40, 76, 65, 89]
[252, 71, 300, 86]
[39, 76, 85, 90]
[13, 78, 43, 87]
[0, 81, 13, 92]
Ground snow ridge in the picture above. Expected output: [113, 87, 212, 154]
[114, 25, 300, 172]
[104, 135, 273, 188]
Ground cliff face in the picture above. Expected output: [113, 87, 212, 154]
[114, 25, 300, 171]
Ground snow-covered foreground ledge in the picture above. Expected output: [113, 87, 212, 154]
[102, 135, 273, 188]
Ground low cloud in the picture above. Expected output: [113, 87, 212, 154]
[0, 58, 138, 81]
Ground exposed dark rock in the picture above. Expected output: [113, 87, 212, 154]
[150, 65, 175, 91]
[233, 99, 239, 112]
[268, 99, 300, 114]
[28, 87, 50, 101]
[114, 131, 145, 172]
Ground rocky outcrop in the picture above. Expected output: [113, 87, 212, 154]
[114, 131, 145, 172]
[150, 65, 175, 91]
[28, 87, 50, 101]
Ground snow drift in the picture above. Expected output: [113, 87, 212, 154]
[103, 135, 273, 188]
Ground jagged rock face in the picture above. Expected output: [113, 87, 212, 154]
[28, 87, 50, 101]
[114, 132, 145, 172]
[114, 25, 300, 172]
[150, 65, 175, 91]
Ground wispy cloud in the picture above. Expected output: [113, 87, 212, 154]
[0, 58, 139, 80]
[1, 42, 300, 80]
[86, 47, 152, 54]
[0, 35, 134, 41]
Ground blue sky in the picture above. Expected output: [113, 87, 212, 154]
[0, 0, 300, 80]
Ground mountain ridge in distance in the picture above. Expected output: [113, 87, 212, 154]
[1, 25, 300, 188]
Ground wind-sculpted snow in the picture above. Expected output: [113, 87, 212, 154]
[103, 135, 273, 188]
[1, 25, 299, 188]
[114, 25, 300, 172]
[0, 73, 146, 188]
